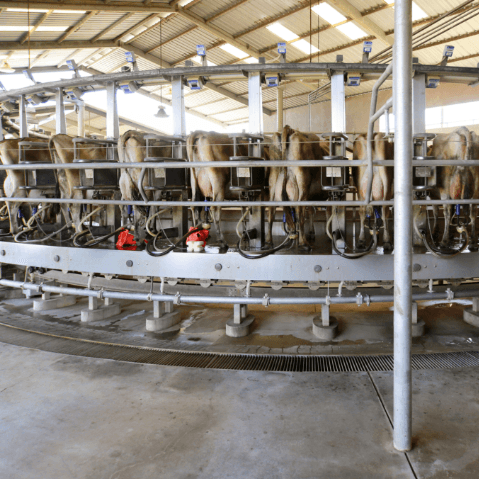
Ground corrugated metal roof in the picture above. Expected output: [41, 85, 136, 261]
[0, 0, 478, 125]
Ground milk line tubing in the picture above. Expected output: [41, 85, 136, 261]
[2, 278, 478, 305]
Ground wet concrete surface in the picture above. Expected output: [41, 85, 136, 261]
[0, 296, 478, 356]
[2, 342, 479, 478]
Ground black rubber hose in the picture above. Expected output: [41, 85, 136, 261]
[146, 226, 204, 257]
[331, 229, 377, 259]
[237, 234, 294, 260]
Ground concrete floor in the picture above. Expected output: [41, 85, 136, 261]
[1, 342, 479, 478]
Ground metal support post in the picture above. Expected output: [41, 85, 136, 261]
[411, 301, 425, 337]
[248, 72, 264, 136]
[172, 76, 186, 137]
[226, 303, 254, 337]
[77, 100, 85, 137]
[19, 95, 28, 138]
[106, 81, 119, 140]
[312, 302, 338, 339]
[412, 73, 427, 245]
[464, 297, 479, 327]
[55, 88, 67, 135]
[81, 294, 120, 322]
[171, 139, 188, 241]
[393, 0, 413, 452]
[331, 71, 347, 253]
[146, 299, 181, 331]
[277, 87, 284, 131]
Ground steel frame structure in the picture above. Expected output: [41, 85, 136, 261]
[0, 2, 475, 449]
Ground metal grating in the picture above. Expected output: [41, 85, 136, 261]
[2, 322, 479, 372]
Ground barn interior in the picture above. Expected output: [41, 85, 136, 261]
[2, 0, 479, 477]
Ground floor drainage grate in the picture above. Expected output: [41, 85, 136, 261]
[1, 322, 479, 372]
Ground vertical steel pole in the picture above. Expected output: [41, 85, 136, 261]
[172, 76, 186, 137]
[412, 74, 426, 133]
[19, 95, 28, 138]
[55, 88, 67, 134]
[248, 72, 263, 136]
[277, 87, 284, 131]
[393, 0, 413, 452]
[106, 81, 119, 139]
[77, 100, 85, 138]
[331, 71, 346, 132]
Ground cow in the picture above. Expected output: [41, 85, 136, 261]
[352, 133, 394, 250]
[428, 126, 479, 250]
[266, 126, 325, 251]
[186, 131, 248, 248]
[49, 134, 107, 232]
[0, 137, 56, 235]
[118, 130, 173, 242]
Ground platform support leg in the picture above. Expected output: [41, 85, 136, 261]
[226, 303, 255, 337]
[146, 300, 181, 332]
[81, 295, 120, 322]
[33, 288, 76, 311]
[312, 303, 338, 340]
[463, 297, 479, 327]
[411, 301, 425, 337]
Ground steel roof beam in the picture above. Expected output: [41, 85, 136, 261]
[0, 40, 117, 51]
[0, 1, 175, 13]
[58, 11, 98, 43]
[20, 10, 54, 45]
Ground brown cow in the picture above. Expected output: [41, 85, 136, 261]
[428, 126, 479, 249]
[186, 131, 247, 248]
[268, 126, 324, 251]
[118, 130, 173, 241]
[49, 134, 107, 232]
[353, 133, 394, 250]
[0, 137, 55, 235]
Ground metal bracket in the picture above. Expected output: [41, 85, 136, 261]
[356, 292, 363, 306]
[262, 293, 270, 307]
[174, 292, 181, 305]
[446, 288, 454, 302]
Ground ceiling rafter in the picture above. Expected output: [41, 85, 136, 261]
[145, 26, 197, 54]
[29, 50, 51, 68]
[0, 1, 175, 13]
[57, 48, 82, 68]
[0, 40, 117, 51]
[92, 12, 135, 42]
[58, 11, 98, 43]
[20, 10, 54, 45]
[327, 0, 393, 46]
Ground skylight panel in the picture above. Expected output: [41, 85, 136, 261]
[336, 22, 367, 40]
[243, 57, 259, 63]
[266, 23, 299, 42]
[412, 2, 427, 20]
[220, 44, 249, 59]
[311, 3, 347, 25]
[0, 25, 70, 32]
[293, 39, 320, 55]
[36, 26, 69, 32]
[383, 1, 427, 21]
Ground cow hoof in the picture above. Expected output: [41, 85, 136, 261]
[383, 242, 393, 251]
[469, 244, 478, 252]
[298, 244, 312, 252]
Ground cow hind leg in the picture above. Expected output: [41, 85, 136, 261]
[297, 206, 311, 252]
[469, 204, 478, 251]
[383, 205, 393, 251]
[356, 206, 367, 250]
[265, 206, 275, 248]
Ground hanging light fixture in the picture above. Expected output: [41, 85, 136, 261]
[154, 106, 169, 118]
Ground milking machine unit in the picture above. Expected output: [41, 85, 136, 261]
[16, 140, 64, 241]
[321, 133, 355, 256]
[412, 133, 470, 255]
[142, 134, 189, 250]
[229, 133, 266, 251]
[72, 137, 121, 246]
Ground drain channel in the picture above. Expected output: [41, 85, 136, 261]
[1, 322, 479, 372]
